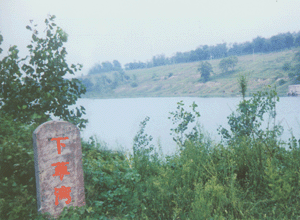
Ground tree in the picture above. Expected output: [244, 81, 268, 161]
[172, 51, 190, 63]
[270, 34, 285, 51]
[124, 61, 146, 70]
[189, 50, 199, 62]
[152, 54, 167, 67]
[228, 43, 243, 56]
[88, 63, 102, 75]
[295, 35, 300, 47]
[113, 60, 122, 70]
[101, 61, 114, 72]
[262, 39, 272, 52]
[229, 56, 238, 71]
[242, 41, 253, 54]
[209, 43, 228, 59]
[219, 56, 238, 73]
[88, 60, 122, 75]
[284, 32, 294, 49]
[0, 15, 87, 129]
[81, 78, 94, 92]
[198, 61, 213, 82]
[253, 36, 266, 53]
[193, 46, 210, 61]
[219, 58, 229, 73]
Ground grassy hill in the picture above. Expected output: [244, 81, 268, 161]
[80, 49, 299, 99]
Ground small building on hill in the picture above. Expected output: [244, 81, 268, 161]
[288, 85, 300, 96]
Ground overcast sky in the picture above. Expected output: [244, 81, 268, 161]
[1, 0, 300, 77]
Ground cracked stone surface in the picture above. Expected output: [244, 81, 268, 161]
[33, 121, 86, 219]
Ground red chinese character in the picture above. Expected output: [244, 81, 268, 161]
[51, 137, 69, 154]
[54, 186, 71, 206]
[51, 162, 70, 181]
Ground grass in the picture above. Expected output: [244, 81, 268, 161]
[80, 49, 299, 99]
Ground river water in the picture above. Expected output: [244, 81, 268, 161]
[73, 97, 300, 155]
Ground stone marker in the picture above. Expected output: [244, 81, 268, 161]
[33, 121, 86, 219]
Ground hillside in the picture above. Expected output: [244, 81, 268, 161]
[80, 49, 299, 98]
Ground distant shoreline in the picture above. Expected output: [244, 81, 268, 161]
[80, 49, 298, 99]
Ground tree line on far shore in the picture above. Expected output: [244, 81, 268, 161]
[87, 31, 300, 74]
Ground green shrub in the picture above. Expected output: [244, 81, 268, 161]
[191, 175, 240, 219]
[81, 137, 140, 219]
[0, 113, 39, 219]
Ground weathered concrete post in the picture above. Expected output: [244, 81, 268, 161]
[33, 121, 86, 219]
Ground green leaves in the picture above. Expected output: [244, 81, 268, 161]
[31, 34, 38, 42]
[169, 101, 201, 147]
[0, 33, 3, 45]
[46, 29, 52, 37]
[57, 27, 68, 42]
[49, 15, 56, 21]
[0, 14, 87, 129]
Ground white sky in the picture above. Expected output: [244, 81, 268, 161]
[1, 0, 300, 77]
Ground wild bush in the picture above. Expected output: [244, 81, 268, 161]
[81, 137, 140, 219]
[0, 113, 38, 219]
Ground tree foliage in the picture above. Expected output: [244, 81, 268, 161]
[218, 79, 281, 145]
[124, 61, 147, 70]
[198, 61, 213, 82]
[219, 56, 238, 73]
[252, 36, 266, 53]
[295, 34, 300, 47]
[88, 60, 123, 75]
[0, 15, 87, 129]
[168, 101, 200, 147]
[152, 54, 169, 67]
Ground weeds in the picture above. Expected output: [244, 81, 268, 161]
[1, 85, 300, 219]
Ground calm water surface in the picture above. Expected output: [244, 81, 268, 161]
[74, 97, 300, 155]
